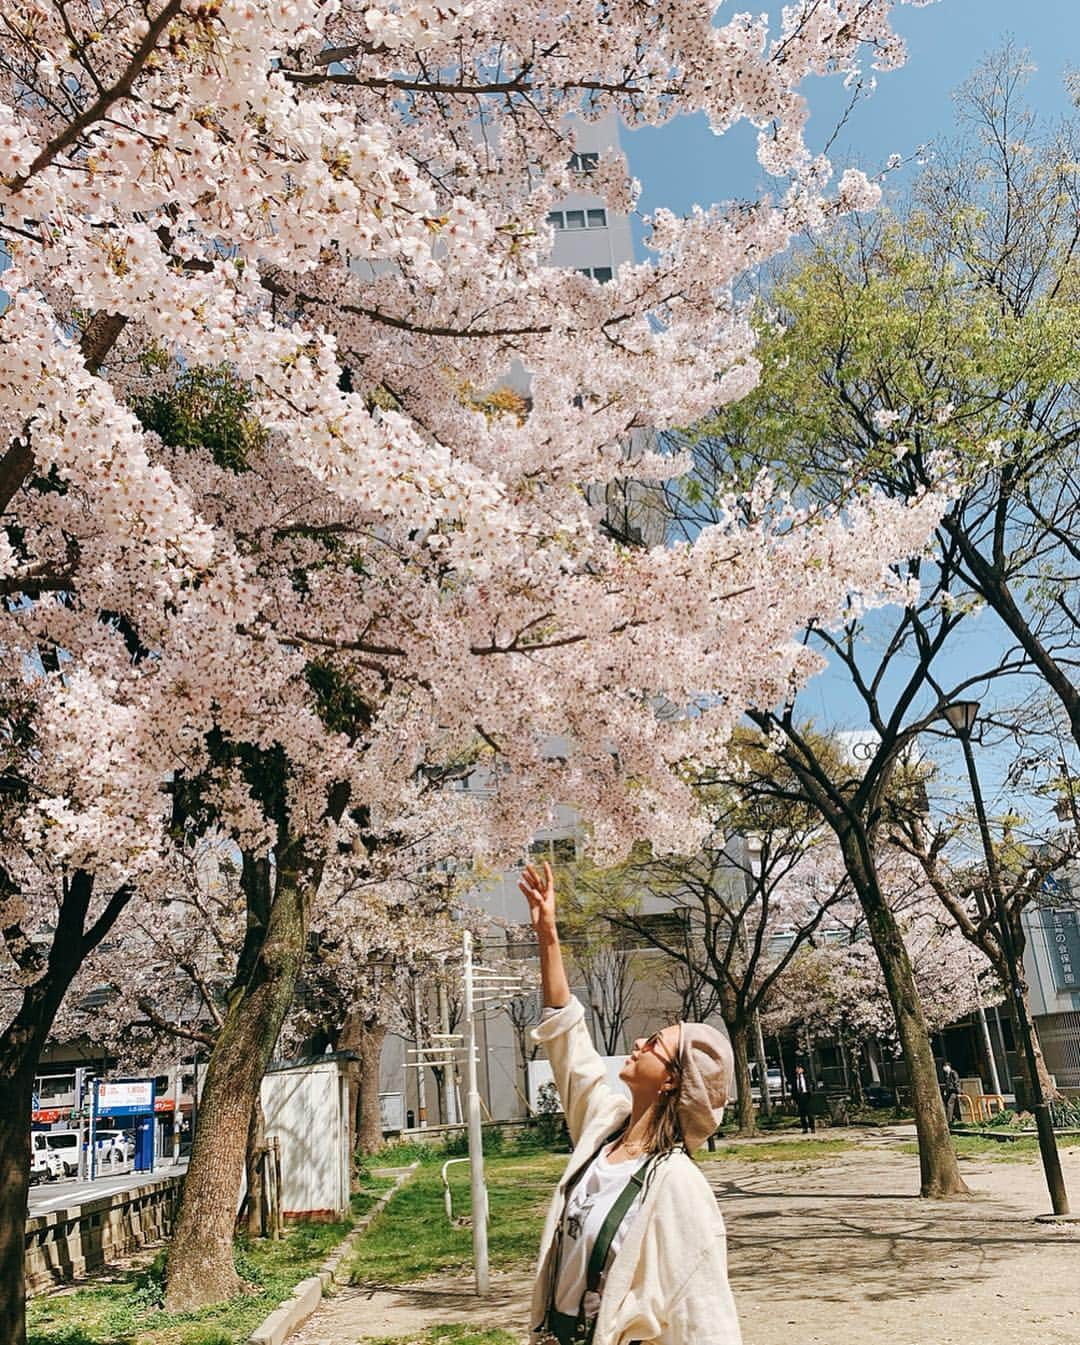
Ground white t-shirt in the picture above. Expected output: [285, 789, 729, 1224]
[554, 1145, 649, 1320]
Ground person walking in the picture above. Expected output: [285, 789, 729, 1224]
[941, 1061, 961, 1126]
[793, 1065, 815, 1134]
[520, 861, 742, 1345]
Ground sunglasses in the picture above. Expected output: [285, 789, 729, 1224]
[641, 1031, 679, 1072]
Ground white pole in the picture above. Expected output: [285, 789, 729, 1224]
[414, 976, 429, 1127]
[438, 976, 459, 1126]
[463, 930, 489, 1294]
[88, 1081, 98, 1182]
[971, 956, 1002, 1096]
[172, 1058, 183, 1164]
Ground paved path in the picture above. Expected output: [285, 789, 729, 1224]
[292, 1133, 1080, 1345]
[716, 1141, 1080, 1345]
[28, 1160, 187, 1218]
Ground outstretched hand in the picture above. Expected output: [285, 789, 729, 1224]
[518, 860, 557, 936]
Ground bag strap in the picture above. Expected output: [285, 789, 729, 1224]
[585, 1157, 653, 1294]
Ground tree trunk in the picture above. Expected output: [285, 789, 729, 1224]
[727, 1018, 755, 1137]
[242, 1095, 267, 1238]
[841, 828, 968, 1197]
[847, 1040, 866, 1109]
[0, 1044, 38, 1345]
[335, 1009, 387, 1160]
[982, 916, 1058, 1107]
[164, 863, 311, 1311]
[515, 1023, 532, 1118]
[356, 1021, 387, 1156]
[335, 1009, 364, 1161]
[431, 1065, 447, 1125]
[0, 872, 130, 1345]
[1007, 972, 1058, 1107]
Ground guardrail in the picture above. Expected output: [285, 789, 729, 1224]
[25, 1172, 183, 1293]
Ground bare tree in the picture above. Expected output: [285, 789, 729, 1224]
[888, 734, 1080, 1105]
[554, 868, 641, 1056]
[599, 759, 850, 1134]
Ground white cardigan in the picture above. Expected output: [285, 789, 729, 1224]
[529, 998, 742, 1345]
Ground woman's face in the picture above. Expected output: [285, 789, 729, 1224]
[619, 1024, 681, 1104]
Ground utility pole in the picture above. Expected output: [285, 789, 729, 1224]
[437, 974, 459, 1125]
[968, 949, 1002, 1097]
[413, 975, 428, 1127]
[462, 931, 489, 1293]
[740, 836, 772, 1116]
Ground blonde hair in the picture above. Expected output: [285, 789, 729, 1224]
[641, 1054, 685, 1155]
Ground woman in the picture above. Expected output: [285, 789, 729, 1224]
[520, 861, 742, 1345]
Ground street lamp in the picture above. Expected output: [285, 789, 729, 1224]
[942, 700, 980, 739]
[943, 699, 1070, 1216]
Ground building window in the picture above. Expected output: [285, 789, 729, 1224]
[617, 911, 689, 950]
[529, 836, 578, 864]
[574, 266, 614, 284]
[549, 208, 607, 232]
[569, 152, 600, 174]
[505, 928, 538, 961]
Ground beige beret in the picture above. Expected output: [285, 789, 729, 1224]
[676, 1020, 734, 1151]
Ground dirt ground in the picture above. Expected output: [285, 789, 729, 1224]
[293, 1130, 1080, 1345]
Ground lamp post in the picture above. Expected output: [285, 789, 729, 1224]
[943, 699, 1069, 1216]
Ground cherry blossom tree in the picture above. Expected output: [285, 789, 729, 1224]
[888, 749, 1079, 1105]
[0, 0, 945, 1330]
[763, 850, 1000, 1105]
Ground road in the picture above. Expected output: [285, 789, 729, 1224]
[28, 1159, 187, 1218]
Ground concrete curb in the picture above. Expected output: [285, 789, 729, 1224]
[248, 1161, 418, 1345]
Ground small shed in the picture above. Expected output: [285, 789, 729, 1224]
[261, 1053, 353, 1220]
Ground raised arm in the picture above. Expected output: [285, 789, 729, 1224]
[520, 862, 626, 1144]
[519, 860, 570, 1009]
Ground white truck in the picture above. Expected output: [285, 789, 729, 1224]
[30, 1130, 80, 1181]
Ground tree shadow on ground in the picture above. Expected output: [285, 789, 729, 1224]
[715, 1164, 1080, 1308]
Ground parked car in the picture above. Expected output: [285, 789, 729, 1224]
[749, 1064, 786, 1103]
[863, 1083, 896, 1110]
[31, 1129, 81, 1178]
[29, 1138, 65, 1184]
[93, 1129, 135, 1164]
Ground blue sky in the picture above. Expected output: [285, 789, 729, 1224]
[620, 2, 1080, 812]
[622, 0, 1078, 225]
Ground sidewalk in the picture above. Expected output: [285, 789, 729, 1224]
[291, 1268, 534, 1344]
[714, 1143, 1080, 1345]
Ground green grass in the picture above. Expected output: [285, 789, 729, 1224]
[26, 1174, 396, 1345]
[708, 1137, 861, 1163]
[352, 1171, 398, 1215]
[350, 1151, 566, 1286]
[896, 1135, 1080, 1163]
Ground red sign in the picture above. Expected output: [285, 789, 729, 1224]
[154, 1098, 175, 1113]
[31, 1110, 62, 1125]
